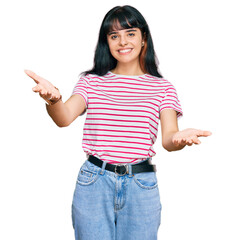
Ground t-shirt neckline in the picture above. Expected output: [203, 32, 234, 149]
[108, 71, 148, 78]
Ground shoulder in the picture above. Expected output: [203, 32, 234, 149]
[77, 73, 96, 84]
[145, 74, 176, 88]
[79, 72, 110, 81]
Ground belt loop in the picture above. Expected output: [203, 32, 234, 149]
[128, 164, 133, 178]
[99, 160, 107, 175]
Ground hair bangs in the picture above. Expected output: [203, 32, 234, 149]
[105, 10, 142, 35]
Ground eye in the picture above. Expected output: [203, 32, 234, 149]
[111, 35, 118, 40]
[128, 33, 135, 37]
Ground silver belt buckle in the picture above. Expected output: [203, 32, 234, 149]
[115, 164, 129, 176]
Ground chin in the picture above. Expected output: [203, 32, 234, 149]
[116, 58, 137, 64]
[114, 55, 140, 64]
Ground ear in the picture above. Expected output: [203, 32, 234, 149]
[142, 32, 147, 40]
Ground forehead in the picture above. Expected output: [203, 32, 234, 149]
[108, 28, 139, 35]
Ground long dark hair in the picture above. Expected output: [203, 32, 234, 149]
[82, 5, 163, 78]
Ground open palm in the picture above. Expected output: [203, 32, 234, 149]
[24, 70, 60, 103]
[172, 128, 212, 146]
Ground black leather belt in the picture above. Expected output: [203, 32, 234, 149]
[88, 155, 156, 176]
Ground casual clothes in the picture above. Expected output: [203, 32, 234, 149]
[72, 158, 162, 240]
[72, 71, 183, 164]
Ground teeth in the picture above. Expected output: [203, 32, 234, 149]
[119, 49, 132, 53]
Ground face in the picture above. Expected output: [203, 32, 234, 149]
[107, 27, 143, 65]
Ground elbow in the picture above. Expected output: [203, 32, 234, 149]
[55, 120, 71, 128]
[162, 142, 184, 152]
[57, 124, 68, 128]
[52, 115, 72, 128]
[162, 140, 175, 152]
[162, 143, 173, 152]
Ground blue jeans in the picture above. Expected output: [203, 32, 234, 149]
[72, 158, 162, 240]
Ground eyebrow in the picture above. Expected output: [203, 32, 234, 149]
[108, 29, 137, 35]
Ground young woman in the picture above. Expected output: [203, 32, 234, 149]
[25, 5, 211, 240]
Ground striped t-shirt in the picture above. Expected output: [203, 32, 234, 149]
[72, 71, 183, 164]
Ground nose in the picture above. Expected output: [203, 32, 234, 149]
[119, 35, 128, 46]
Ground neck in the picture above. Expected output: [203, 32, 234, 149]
[111, 62, 145, 76]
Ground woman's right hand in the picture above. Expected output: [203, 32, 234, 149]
[24, 69, 61, 103]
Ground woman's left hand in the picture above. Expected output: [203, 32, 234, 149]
[172, 128, 212, 147]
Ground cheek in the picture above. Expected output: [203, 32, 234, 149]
[133, 40, 142, 54]
[108, 44, 120, 59]
[135, 38, 142, 48]
[107, 41, 116, 53]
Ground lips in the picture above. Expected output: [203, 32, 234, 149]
[118, 48, 133, 54]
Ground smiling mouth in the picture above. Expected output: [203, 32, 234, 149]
[118, 48, 133, 54]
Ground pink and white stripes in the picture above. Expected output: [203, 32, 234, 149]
[72, 71, 183, 164]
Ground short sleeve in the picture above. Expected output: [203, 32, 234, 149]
[160, 82, 183, 119]
[71, 75, 88, 108]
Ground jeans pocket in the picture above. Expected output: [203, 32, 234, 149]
[76, 161, 101, 186]
[133, 171, 158, 190]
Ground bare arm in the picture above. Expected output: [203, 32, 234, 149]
[160, 109, 212, 152]
[46, 94, 86, 127]
[160, 109, 184, 151]
[25, 70, 86, 127]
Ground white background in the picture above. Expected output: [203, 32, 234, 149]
[1, 0, 235, 239]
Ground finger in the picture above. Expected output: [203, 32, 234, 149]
[173, 139, 179, 146]
[192, 136, 201, 144]
[180, 138, 187, 146]
[196, 130, 212, 137]
[32, 85, 41, 92]
[39, 87, 49, 98]
[32, 84, 46, 93]
[41, 89, 57, 101]
[51, 87, 60, 97]
[49, 87, 61, 100]
[24, 69, 43, 84]
[187, 139, 193, 145]
[48, 92, 58, 101]
[184, 137, 193, 146]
